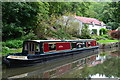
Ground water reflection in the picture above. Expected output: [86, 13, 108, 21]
[2, 48, 120, 79]
[59, 48, 120, 79]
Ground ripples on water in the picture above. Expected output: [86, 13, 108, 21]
[2, 47, 120, 79]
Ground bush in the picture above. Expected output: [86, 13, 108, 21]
[99, 28, 108, 35]
[102, 35, 109, 38]
[91, 34, 112, 41]
[91, 35, 105, 41]
[3, 40, 23, 48]
[78, 35, 91, 39]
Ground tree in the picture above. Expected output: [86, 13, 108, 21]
[80, 24, 91, 39]
[2, 2, 49, 40]
[102, 2, 120, 30]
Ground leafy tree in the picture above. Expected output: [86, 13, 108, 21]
[102, 2, 120, 30]
[86, 2, 108, 20]
[48, 2, 90, 17]
[80, 24, 91, 39]
[2, 2, 49, 40]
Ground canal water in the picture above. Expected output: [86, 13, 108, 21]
[2, 47, 120, 79]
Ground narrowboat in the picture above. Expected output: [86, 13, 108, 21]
[2, 39, 99, 67]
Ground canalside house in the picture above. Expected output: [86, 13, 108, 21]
[58, 15, 108, 36]
[75, 16, 106, 35]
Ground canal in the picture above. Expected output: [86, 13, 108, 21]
[2, 47, 120, 79]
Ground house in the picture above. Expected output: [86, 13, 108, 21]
[59, 15, 107, 35]
[75, 16, 106, 35]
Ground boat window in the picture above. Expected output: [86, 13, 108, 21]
[82, 42, 86, 47]
[29, 43, 31, 51]
[49, 43, 56, 51]
[72, 42, 77, 49]
[24, 43, 28, 50]
[32, 44, 34, 51]
[77, 42, 85, 48]
[88, 42, 91, 47]
[36, 44, 40, 52]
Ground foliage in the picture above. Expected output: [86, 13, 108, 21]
[86, 2, 120, 30]
[48, 2, 90, 16]
[91, 35, 105, 41]
[106, 22, 119, 30]
[51, 28, 72, 39]
[2, 2, 49, 41]
[86, 2, 108, 20]
[2, 2, 120, 42]
[21, 31, 38, 40]
[3, 40, 23, 48]
[80, 24, 91, 39]
[99, 28, 108, 35]
[101, 2, 120, 30]
[102, 35, 109, 38]
[2, 47, 10, 54]
[91, 35, 110, 41]
[57, 15, 81, 37]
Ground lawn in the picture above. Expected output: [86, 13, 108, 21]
[97, 39, 119, 43]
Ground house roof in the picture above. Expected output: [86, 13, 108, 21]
[75, 16, 105, 25]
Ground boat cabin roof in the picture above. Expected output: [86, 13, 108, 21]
[24, 39, 95, 43]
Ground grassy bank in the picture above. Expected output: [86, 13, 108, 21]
[97, 39, 119, 43]
[1, 48, 22, 56]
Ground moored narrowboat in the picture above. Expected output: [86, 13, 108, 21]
[3, 39, 99, 67]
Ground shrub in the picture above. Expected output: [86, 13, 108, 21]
[91, 35, 111, 41]
[99, 28, 108, 35]
[102, 35, 109, 38]
[3, 40, 23, 48]
[91, 35, 105, 41]
[78, 35, 91, 39]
